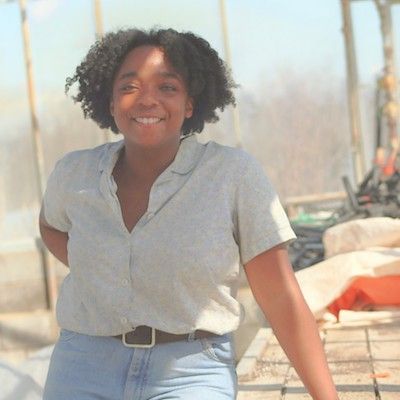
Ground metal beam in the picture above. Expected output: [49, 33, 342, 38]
[374, 0, 399, 176]
[17, 0, 58, 313]
[219, 0, 243, 148]
[92, 0, 112, 143]
[341, 0, 366, 183]
[93, 0, 104, 41]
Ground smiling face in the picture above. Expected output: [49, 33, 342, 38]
[110, 45, 193, 149]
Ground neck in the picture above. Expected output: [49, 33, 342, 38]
[118, 138, 181, 181]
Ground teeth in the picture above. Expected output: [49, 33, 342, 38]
[133, 117, 162, 124]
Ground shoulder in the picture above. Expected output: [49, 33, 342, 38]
[203, 141, 259, 169]
[202, 141, 265, 178]
[51, 141, 121, 176]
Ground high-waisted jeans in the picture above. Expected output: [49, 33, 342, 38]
[43, 329, 238, 399]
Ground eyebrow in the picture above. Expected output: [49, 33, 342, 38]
[118, 71, 181, 81]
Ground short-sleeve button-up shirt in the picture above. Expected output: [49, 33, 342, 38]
[43, 135, 296, 336]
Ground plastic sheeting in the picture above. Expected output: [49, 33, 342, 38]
[295, 217, 400, 324]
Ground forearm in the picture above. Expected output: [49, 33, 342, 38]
[39, 220, 69, 267]
[263, 289, 337, 399]
[245, 246, 338, 400]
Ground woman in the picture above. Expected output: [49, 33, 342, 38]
[40, 28, 338, 399]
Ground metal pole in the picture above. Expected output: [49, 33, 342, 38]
[374, 0, 399, 173]
[19, 0, 46, 197]
[340, 0, 366, 183]
[18, 0, 58, 312]
[93, 0, 104, 41]
[219, 0, 243, 148]
[93, 0, 112, 143]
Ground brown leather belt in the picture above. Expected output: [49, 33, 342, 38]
[114, 325, 218, 348]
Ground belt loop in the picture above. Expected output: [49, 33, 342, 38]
[187, 331, 196, 342]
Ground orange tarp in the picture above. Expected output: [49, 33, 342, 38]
[327, 275, 400, 318]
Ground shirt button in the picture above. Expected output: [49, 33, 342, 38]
[121, 317, 128, 324]
[147, 212, 155, 219]
[122, 278, 129, 286]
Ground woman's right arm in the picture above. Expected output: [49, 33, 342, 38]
[39, 206, 69, 267]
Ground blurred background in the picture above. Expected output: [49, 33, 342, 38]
[0, 0, 399, 364]
[2, 0, 400, 239]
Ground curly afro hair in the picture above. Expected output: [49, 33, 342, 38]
[65, 28, 237, 135]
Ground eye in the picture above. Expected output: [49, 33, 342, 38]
[160, 84, 177, 92]
[120, 84, 138, 92]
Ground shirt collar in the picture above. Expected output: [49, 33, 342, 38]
[98, 134, 202, 176]
[98, 140, 124, 174]
[170, 134, 202, 175]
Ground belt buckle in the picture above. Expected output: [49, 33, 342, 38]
[122, 327, 156, 348]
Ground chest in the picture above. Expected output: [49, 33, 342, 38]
[65, 171, 240, 284]
[115, 180, 153, 233]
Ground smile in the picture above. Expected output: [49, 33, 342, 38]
[132, 117, 163, 124]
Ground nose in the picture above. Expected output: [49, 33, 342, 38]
[137, 86, 158, 108]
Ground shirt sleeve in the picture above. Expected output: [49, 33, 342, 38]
[234, 155, 296, 265]
[42, 158, 72, 232]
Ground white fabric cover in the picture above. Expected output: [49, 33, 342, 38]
[323, 217, 400, 258]
[295, 217, 400, 323]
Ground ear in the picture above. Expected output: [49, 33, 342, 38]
[185, 97, 194, 119]
[109, 100, 114, 117]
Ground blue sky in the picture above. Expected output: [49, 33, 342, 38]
[1, 0, 399, 92]
[0, 0, 399, 137]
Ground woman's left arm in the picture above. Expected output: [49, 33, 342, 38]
[244, 244, 338, 400]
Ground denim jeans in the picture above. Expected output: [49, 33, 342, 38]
[43, 329, 237, 399]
